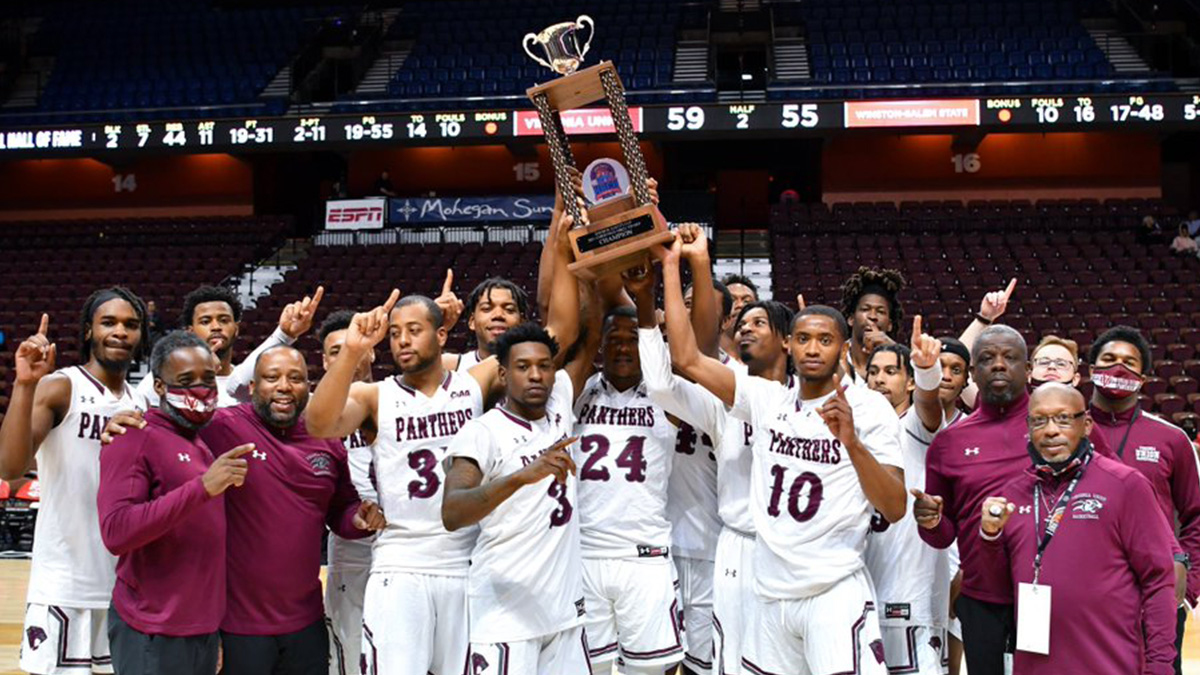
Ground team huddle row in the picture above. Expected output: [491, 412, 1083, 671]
[1, 211, 1195, 675]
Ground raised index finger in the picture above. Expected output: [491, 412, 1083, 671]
[911, 315, 922, 343]
[1002, 277, 1017, 301]
[382, 289, 401, 314]
[37, 313, 49, 336]
[309, 286, 325, 310]
[441, 269, 454, 296]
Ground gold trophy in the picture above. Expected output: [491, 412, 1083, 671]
[524, 16, 673, 280]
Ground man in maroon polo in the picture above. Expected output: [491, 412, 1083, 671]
[99, 331, 249, 675]
[979, 383, 1176, 675]
[106, 345, 385, 675]
[1086, 325, 1200, 675]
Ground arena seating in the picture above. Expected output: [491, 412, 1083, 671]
[336, 0, 691, 112]
[771, 0, 1172, 96]
[3, 0, 1174, 121]
[770, 198, 1200, 421]
[234, 239, 546, 380]
[0, 216, 290, 410]
[12, 0, 351, 122]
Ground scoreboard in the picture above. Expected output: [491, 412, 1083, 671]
[2, 93, 1198, 156]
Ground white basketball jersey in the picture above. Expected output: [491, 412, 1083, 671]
[636, 327, 731, 560]
[371, 370, 483, 575]
[328, 428, 377, 570]
[448, 370, 583, 644]
[865, 409, 951, 627]
[28, 366, 143, 608]
[453, 349, 485, 372]
[573, 373, 677, 558]
[718, 374, 799, 536]
[731, 370, 902, 600]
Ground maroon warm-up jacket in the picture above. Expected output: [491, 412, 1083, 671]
[98, 409, 226, 636]
[1091, 402, 1200, 607]
[983, 452, 1177, 675]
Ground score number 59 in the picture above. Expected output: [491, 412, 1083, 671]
[666, 104, 820, 131]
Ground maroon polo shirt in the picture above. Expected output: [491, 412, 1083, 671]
[198, 403, 367, 635]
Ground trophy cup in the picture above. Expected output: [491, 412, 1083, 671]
[524, 16, 674, 280]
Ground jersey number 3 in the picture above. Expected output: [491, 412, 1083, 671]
[407, 449, 441, 499]
[548, 482, 573, 528]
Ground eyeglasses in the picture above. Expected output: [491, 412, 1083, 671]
[1032, 357, 1074, 370]
[1028, 411, 1087, 429]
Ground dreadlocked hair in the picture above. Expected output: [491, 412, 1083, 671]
[839, 266, 906, 338]
[79, 286, 149, 362]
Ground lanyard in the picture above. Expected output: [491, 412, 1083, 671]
[1114, 408, 1142, 459]
[1031, 453, 1091, 585]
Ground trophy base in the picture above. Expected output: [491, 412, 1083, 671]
[527, 61, 623, 110]
[568, 202, 673, 281]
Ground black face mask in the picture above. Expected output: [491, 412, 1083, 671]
[1028, 438, 1093, 477]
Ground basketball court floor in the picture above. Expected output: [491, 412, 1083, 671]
[0, 559, 1196, 673]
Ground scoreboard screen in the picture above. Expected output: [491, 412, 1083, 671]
[1, 92, 1197, 156]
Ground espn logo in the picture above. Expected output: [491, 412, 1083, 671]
[325, 198, 387, 231]
[327, 206, 383, 223]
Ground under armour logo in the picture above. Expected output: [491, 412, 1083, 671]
[1019, 505, 1032, 514]
[725, 569, 737, 578]
[79, 396, 96, 404]
[177, 453, 191, 462]
[964, 447, 980, 456]
[252, 450, 267, 461]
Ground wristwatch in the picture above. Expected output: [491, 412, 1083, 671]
[1175, 552, 1191, 570]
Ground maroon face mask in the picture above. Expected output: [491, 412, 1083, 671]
[1092, 364, 1142, 400]
[163, 384, 219, 427]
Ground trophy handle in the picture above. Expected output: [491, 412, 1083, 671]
[522, 33, 553, 71]
[576, 15, 595, 59]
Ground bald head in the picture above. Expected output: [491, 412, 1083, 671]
[1029, 382, 1086, 410]
[1028, 382, 1092, 463]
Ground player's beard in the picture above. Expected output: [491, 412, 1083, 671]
[93, 339, 134, 373]
[399, 349, 440, 375]
[212, 343, 233, 363]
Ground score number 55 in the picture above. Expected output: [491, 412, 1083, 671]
[781, 103, 820, 129]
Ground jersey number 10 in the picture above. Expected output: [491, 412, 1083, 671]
[766, 464, 824, 523]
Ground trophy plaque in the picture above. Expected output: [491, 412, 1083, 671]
[524, 16, 673, 280]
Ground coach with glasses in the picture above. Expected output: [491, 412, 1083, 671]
[978, 383, 1177, 675]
